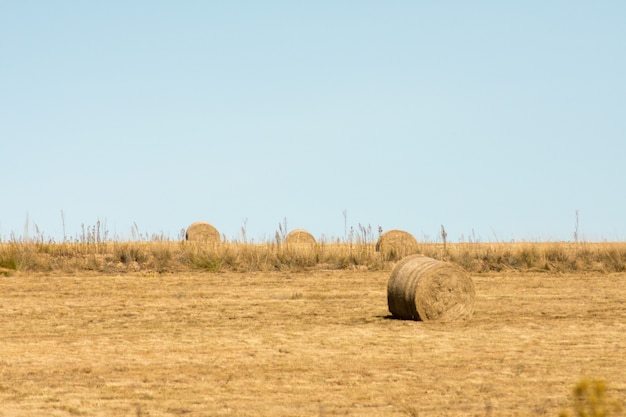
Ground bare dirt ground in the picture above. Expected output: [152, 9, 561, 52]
[1, 270, 624, 416]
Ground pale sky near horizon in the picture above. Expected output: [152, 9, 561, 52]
[1, 2, 625, 243]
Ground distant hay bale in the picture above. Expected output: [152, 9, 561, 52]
[376, 229, 418, 260]
[185, 222, 220, 244]
[284, 229, 316, 245]
[387, 255, 476, 321]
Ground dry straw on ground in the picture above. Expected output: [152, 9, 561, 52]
[1, 271, 625, 415]
[376, 229, 419, 260]
[185, 221, 220, 243]
[284, 229, 316, 245]
[387, 254, 476, 321]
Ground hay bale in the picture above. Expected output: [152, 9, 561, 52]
[185, 221, 221, 243]
[387, 255, 475, 321]
[376, 229, 418, 260]
[284, 229, 316, 245]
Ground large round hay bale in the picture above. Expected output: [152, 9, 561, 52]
[185, 221, 220, 243]
[284, 229, 316, 245]
[387, 255, 475, 321]
[376, 229, 418, 260]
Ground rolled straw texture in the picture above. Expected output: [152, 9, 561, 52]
[376, 230, 418, 260]
[285, 229, 316, 245]
[185, 222, 221, 243]
[387, 255, 475, 321]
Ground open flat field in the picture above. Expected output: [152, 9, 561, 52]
[1, 270, 625, 416]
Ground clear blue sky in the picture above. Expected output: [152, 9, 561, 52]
[2, 2, 625, 243]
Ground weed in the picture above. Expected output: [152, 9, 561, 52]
[188, 253, 222, 272]
[115, 243, 147, 264]
[559, 379, 623, 417]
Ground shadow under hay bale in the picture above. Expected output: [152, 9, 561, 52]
[376, 229, 418, 260]
[185, 222, 221, 244]
[387, 255, 475, 321]
[284, 229, 316, 245]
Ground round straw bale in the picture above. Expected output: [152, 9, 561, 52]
[284, 229, 316, 245]
[387, 255, 475, 321]
[185, 221, 220, 243]
[376, 229, 418, 260]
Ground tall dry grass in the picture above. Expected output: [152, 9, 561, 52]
[2, 237, 626, 275]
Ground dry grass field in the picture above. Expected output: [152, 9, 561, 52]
[1, 268, 624, 416]
[2, 240, 626, 276]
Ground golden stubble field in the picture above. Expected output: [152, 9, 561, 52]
[1, 270, 625, 416]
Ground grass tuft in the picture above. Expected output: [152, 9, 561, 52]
[559, 379, 623, 417]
